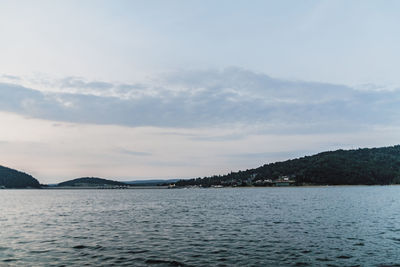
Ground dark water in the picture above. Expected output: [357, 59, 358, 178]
[1, 187, 400, 266]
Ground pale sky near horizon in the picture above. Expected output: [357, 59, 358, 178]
[1, 0, 400, 183]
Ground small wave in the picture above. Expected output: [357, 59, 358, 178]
[73, 245, 87, 249]
[145, 259, 187, 266]
[316, 257, 332, 262]
[127, 249, 149, 254]
[294, 262, 310, 266]
[211, 249, 227, 254]
[336, 255, 353, 259]
[390, 237, 400, 243]
[93, 245, 104, 250]
[114, 256, 129, 263]
[29, 250, 51, 254]
[101, 256, 115, 261]
[39, 239, 56, 244]
[3, 258, 17, 262]
[73, 236, 89, 240]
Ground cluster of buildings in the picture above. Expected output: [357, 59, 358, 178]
[210, 175, 296, 188]
[253, 176, 296, 186]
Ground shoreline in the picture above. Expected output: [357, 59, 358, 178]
[2, 184, 400, 190]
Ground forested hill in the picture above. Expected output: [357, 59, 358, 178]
[0, 165, 41, 188]
[58, 177, 126, 187]
[176, 145, 400, 187]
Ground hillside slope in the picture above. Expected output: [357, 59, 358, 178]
[0, 165, 41, 188]
[176, 145, 400, 186]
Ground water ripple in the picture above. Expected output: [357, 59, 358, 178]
[1, 187, 400, 266]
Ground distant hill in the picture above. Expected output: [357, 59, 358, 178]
[0, 165, 40, 188]
[176, 145, 400, 187]
[58, 177, 126, 187]
[124, 179, 179, 186]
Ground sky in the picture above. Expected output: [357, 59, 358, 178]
[1, 0, 400, 183]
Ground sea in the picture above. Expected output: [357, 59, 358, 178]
[1, 186, 400, 266]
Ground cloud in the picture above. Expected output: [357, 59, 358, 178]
[118, 148, 152, 157]
[60, 77, 113, 90]
[0, 68, 399, 135]
[1, 74, 20, 81]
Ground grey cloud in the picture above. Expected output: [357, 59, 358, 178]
[0, 68, 399, 135]
[61, 77, 113, 90]
[59, 77, 147, 94]
[156, 131, 198, 137]
[164, 67, 354, 103]
[117, 83, 147, 92]
[189, 133, 247, 142]
[2, 74, 20, 81]
[118, 148, 152, 156]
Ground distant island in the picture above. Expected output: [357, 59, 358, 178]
[176, 145, 400, 187]
[2, 145, 400, 189]
[52, 177, 178, 188]
[56, 177, 126, 188]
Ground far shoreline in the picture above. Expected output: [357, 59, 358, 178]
[2, 184, 400, 190]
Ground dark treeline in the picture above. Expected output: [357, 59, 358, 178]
[176, 145, 400, 187]
[0, 165, 41, 188]
[57, 177, 125, 187]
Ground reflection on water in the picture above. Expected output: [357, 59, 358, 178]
[1, 186, 400, 266]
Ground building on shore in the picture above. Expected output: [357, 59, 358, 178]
[272, 176, 296, 186]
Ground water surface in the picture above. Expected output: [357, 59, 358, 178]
[1, 186, 400, 266]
